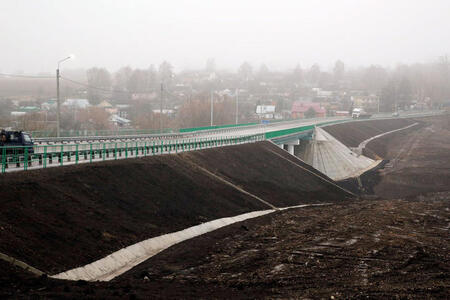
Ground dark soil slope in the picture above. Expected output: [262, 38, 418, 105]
[0, 155, 267, 274]
[0, 141, 351, 274]
[2, 193, 448, 299]
[184, 142, 354, 206]
[368, 115, 450, 198]
[323, 118, 417, 148]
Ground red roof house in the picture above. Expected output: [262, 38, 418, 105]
[291, 101, 326, 119]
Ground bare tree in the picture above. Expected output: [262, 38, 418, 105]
[238, 62, 253, 80]
[86, 67, 112, 105]
[333, 60, 345, 84]
[159, 61, 173, 82]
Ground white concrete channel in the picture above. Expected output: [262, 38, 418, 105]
[51, 203, 331, 282]
[354, 122, 419, 155]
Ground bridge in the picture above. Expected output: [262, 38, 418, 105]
[0, 111, 442, 175]
[0, 110, 447, 287]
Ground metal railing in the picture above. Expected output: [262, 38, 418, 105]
[1, 134, 265, 173]
[2, 110, 444, 174]
[30, 128, 175, 138]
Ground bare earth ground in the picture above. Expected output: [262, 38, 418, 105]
[369, 116, 450, 198]
[0, 142, 350, 274]
[0, 115, 449, 298]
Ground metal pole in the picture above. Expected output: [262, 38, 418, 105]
[210, 90, 213, 126]
[235, 88, 239, 124]
[160, 82, 163, 132]
[56, 68, 61, 137]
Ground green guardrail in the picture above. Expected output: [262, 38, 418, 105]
[264, 119, 350, 140]
[30, 128, 174, 138]
[1, 133, 265, 173]
[31, 122, 258, 137]
[179, 122, 258, 133]
[265, 125, 315, 139]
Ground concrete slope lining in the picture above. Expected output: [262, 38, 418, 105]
[300, 127, 381, 181]
[51, 203, 331, 282]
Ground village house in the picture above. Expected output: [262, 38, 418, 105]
[291, 101, 326, 118]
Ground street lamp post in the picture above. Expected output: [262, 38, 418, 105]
[160, 82, 164, 133]
[235, 88, 239, 124]
[56, 55, 74, 137]
[210, 90, 214, 126]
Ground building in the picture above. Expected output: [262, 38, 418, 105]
[256, 105, 276, 119]
[41, 99, 57, 110]
[97, 101, 117, 114]
[291, 101, 326, 119]
[335, 110, 350, 117]
[10, 106, 40, 117]
[152, 109, 175, 117]
[116, 104, 130, 119]
[131, 92, 158, 101]
[10, 111, 27, 117]
[109, 114, 131, 127]
[63, 99, 90, 109]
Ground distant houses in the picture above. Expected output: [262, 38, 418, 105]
[10, 106, 40, 117]
[63, 98, 90, 109]
[291, 101, 326, 119]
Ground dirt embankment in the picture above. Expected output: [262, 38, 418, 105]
[323, 118, 418, 148]
[1, 193, 448, 299]
[337, 115, 450, 198]
[0, 142, 352, 274]
[326, 116, 449, 197]
[366, 115, 450, 198]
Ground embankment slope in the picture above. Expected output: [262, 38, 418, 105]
[0, 141, 352, 274]
[323, 118, 417, 148]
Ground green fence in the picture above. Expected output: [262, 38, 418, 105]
[1, 134, 265, 173]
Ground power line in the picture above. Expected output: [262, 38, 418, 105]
[60, 76, 158, 94]
[0, 72, 180, 97]
[60, 76, 121, 93]
[0, 73, 55, 79]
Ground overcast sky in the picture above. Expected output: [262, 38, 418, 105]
[1, 0, 449, 73]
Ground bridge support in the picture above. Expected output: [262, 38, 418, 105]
[286, 139, 300, 156]
[287, 144, 295, 155]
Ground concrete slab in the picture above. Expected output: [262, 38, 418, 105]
[303, 127, 381, 181]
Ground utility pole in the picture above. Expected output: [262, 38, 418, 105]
[210, 90, 214, 126]
[377, 97, 380, 114]
[56, 68, 61, 137]
[160, 82, 164, 132]
[235, 88, 239, 124]
[56, 55, 73, 137]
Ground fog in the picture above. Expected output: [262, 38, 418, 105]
[1, 0, 449, 73]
